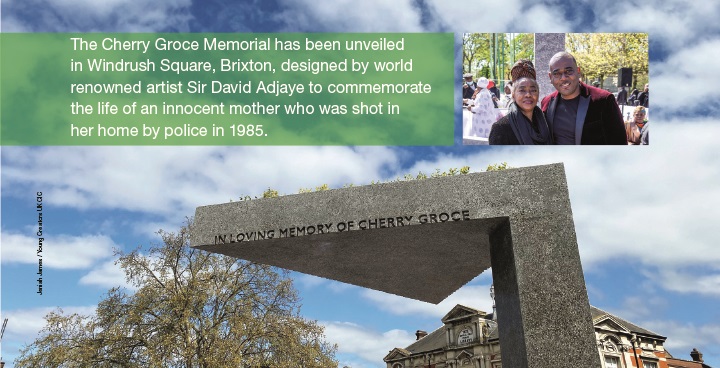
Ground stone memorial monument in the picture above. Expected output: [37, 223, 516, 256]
[190, 163, 601, 368]
[535, 33, 567, 103]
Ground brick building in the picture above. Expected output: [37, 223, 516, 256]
[383, 304, 710, 368]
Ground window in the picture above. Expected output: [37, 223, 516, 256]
[643, 362, 658, 368]
[605, 356, 620, 368]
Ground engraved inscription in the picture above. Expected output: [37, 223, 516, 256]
[213, 209, 471, 245]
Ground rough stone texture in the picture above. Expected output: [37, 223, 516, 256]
[191, 163, 601, 368]
[535, 33, 567, 103]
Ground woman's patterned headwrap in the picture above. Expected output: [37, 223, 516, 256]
[510, 59, 536, 82]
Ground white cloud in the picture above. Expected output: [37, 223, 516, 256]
[2, 146, 399, 218]
[131, 220, 189, 239]
[276, 0, 423, 32]
[594, 0, 720, 49]
[426, 0, 575, 33]
[0, 14, 32, 32]
[522, 5, 572, 32]
[323, 320, 415, 366]
[48, 0, 156, 15]
[361, 283, 494, 318]
[652, 268, 720, 297]
[79, 259, 136, 290]
[3, 0, 192, 32]
[1, 231, 116, 269]
[326, 280, 359, 293]
[641, 320, 720, 357]
[294, 273, 374, 294]
[425, 0, 522, 32]
[652, 38, 720, 115]
[294, 273, 330, 289]
[617, 295, 670, 322]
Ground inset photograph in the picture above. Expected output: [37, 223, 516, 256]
[462, 33, 648, 145]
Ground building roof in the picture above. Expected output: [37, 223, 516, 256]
[440, 304, 487, 324]
[383, 347, 412, 362]
[666, 357, 713, 368]
[389, 304, 666, 362]
[590, 306, 666, 338]
[395, 305, 498, 358]
[404, 326, 446, 354]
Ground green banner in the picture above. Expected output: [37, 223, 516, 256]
[1, 33, 454, 145]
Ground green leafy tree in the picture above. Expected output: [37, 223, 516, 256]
[464, 33, 533, 89]
[463, 33, 490, 76]
[567, 33, 648, 89]
[502, 34, 534, 81]
[15, 222, 337, 368]
[463, 33, 508, 80]
[510, 33, 535, 62]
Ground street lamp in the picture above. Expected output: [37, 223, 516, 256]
[490, 284, 496, 320]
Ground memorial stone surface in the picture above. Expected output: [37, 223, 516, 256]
[536, 33, 567, 103]
[191, 163, 601, 368]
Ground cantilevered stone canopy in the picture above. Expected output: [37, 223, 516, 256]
[191, 163, 601, 368]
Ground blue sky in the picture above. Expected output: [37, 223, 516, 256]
[2, 1, 720, 367]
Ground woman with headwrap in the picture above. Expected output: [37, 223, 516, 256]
[489, 60, 552, 145]
[466, 77, 496, 139]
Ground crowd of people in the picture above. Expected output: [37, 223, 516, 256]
[462, 51, 648, 145]
[618, 84, 649, 108]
